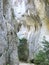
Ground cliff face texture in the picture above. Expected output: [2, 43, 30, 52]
[0, 0, 49, 65]
[16, 0, 49, 60]
[15, 0, 49, 59]
[0, 0, 19, 65]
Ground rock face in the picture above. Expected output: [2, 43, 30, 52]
[0, 0, 49, 64]
[16, 0, 49, 60]
[0, 0, 7, 65]
[0, 0, 19, 65]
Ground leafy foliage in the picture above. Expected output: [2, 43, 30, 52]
[6, 64, 10, 65]
[18, 38, 29, 62]
[34, 39, 49, 65]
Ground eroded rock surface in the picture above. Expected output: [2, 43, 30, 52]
[0, 0, 19, 65]
[0, 0, 49, 64]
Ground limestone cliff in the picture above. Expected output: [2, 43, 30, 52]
[0, 0, 49, 64]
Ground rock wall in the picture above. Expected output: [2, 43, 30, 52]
[0, 0, 49, 63]
[0, 0, 19, 65]
[16, 0, 49, 60]
[0, 0, 7, 65]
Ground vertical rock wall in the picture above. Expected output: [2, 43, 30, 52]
[0, 0, 7, 65]
[16, 0, 49, 61]
[0, 0, 19, 65]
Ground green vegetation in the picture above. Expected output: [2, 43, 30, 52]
[34, 39, 49, 65]
[6, 64, 10, 65]
[18, 38, 29, 62]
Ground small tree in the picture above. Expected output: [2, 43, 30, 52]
[18, 38, 29, 62]
[34, 39, 49, 65]
[42, 39, 49, 59]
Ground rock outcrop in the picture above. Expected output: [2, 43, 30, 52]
[0, 0, 19, 65]
[16, 0, 49, 60]
[0, 0, 49, 64]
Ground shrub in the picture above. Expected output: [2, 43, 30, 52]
[18, 38, 29, 62]
[34, 39, 49, 65]
[34, 50, 46, 65]
[6, 64, 10, 65]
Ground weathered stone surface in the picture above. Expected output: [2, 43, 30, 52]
[3, 0, 12, 21]
[0, 0, 7, 65]
[16, 0, 49, 61]
[6, 25, 19, 65]
[10, 48, 19, 65]
[0, 0, 19, 65]
[0, 0, 49, 64]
